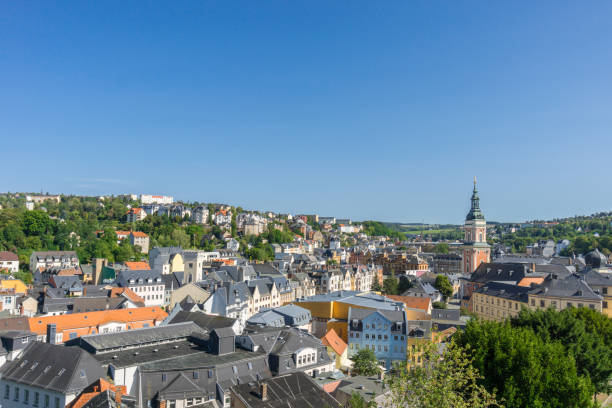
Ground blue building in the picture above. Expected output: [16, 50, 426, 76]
[347, 307, 407, 369]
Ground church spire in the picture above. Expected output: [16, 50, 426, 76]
[466, 177, 484, 221]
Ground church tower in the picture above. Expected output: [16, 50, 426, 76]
[462, 177, 490, 273]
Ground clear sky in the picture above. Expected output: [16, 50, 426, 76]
[2, 2, 612, 224]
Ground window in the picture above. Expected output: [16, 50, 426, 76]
[193, 371, 199, 379]
[54, 397, 59, 408]
[394, 335, 398, 341]
[162, 373, 167, 382]
[14, 386, 19, 401]
[604, 287, 608, 295]
[531, 299, 535, 306]
[247, 362, 252, 370]
[540, 300, 545, 307]
[34, 392, 39, 407]
[44, 394, 50, 408]
[186, 399, 193, 407]
[168, 401, 176, 408]
[25, 390, 29, 405]
[208, 369, 214, 378]
[69, 332, 77, 340]
[365, 334, 369, 340]
[604, 301, 608, 309]
[5, 384, 9, 399]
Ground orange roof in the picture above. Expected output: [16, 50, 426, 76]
[321, 329, 347, 355]
[518, 277, 545, 287]
[124, 261, 151, 270]
[115, 230, 130, 236]
[57, 268, 80, 276]
[68, 378, 127, 408]
[109, 287, 145, 304]
[386, 295, 431, 312]
[130, 231, 149, 238]
[28, 307, 167, 336]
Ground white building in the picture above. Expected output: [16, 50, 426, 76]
[140, 194, 174, 205]
[0, 252, 19, 273]
[29, 251, 79, 273]
[115, 270, 165, 307]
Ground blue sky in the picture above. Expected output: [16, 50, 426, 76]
[2, 2, 612, 224]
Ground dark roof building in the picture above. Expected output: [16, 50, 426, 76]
[0, 342, 105, 405]
[230, 372, 341, 408]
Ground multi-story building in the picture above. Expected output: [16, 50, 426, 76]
[126, 207, 146, 222]
[140, 194, 174, 205]
[129, 231, 150, 253]
[583, 269, 612, 317]
[347, 307, 408, 369]
[462, 178, 491, 274]
[191, 205, 210, 224]
[432, 253, 462, 274]
[0, 342, 105, 408]
[0, 252, 19, 273]
[471, 282, 530, 321]
[294, 291, 406, 340]
[27, 307, 168, 342]
[247, 280, 280, 314]
[116, 270, 165, 307]
[528, 274, 602, 312]
[29, 251, 79, 273]
[149, 247, 185, 275]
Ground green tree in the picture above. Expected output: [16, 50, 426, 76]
[383, 275, 399, 295]
[347, 392, 375, 408]
[432, 301, 447, 309]
[433, 243, 450, 254]
[21, 210, 51, 236]
[434, 275, 453, 301]
[397, 275, 413, 294]
[371, 276, 382, 292]
[510, 307, 612, 393]
[350, 348, 380, 376]
[455, 319, 597, 408]
[386, 341, 501, 408]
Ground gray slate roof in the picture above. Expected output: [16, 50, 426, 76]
[231, 372, 341, 408]
[0, 342, 105, 394]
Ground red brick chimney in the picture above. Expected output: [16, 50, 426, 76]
[260, 382, 268, 402]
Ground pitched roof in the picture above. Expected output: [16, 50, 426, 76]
[109, 287, 145, 304]
[0, 280, 28, 294]
[28, 307, 168, 336]
[320, 329, 347, 356]
[67, 378, 128, 408]
[517, 277, 545, 287]
[124, 261, 151, 270]
[130, 231, 148, 238]
[385, 295, 431, 312]
[79, 322, 203, 352]
[0, 342, 105, 394]
[231, 371, 341, 408]
[0, 251, 18, 262]
[529, 274, 602, 300]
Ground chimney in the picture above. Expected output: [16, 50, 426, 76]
[260, 382, 268, 402]
[47, 324, 57, 344]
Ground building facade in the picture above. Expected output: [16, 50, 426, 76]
[462, 179, 491, 274]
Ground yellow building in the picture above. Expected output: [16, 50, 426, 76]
[584, 269, 612, 317]
[294, 291, 406, 342]
[0, 279, 28, 295]
[471, 282, 530, 321]
[528, 274, 602, 314]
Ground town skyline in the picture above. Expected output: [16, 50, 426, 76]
[3, 2, 612, 223]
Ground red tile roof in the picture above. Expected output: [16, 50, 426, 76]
[321, 328, 347, 355]
[130, 231, 149, 238]
[0, 251, 18, 262]
[124, 261, 151, 270]
[28, 307, 167, 336]
[385, 295, 431, 313]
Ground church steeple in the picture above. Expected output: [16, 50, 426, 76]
[462, 177, 490, 273]
[466, 177, 484, 221]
